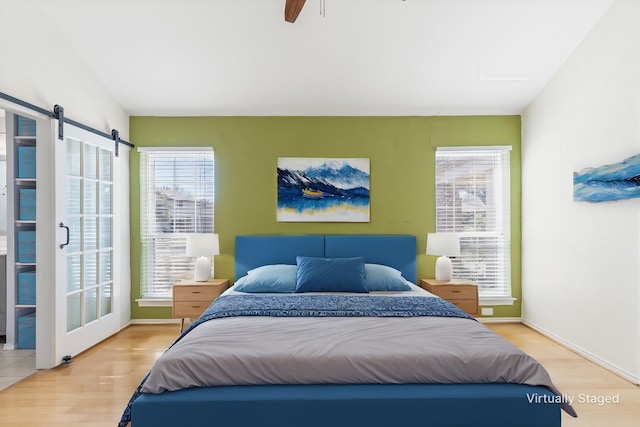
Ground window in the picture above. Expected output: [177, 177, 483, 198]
[435, 147, 512, 302]
[139, 148, 214, 299]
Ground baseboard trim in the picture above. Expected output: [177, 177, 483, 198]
[522, 319, 640, 385]
[477, 317, 522, 323]
[129, 319, 181, 325]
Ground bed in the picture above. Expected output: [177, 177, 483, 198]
[119, 234, 575, 427]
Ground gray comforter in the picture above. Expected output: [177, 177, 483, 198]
[142, 289, 577, 417]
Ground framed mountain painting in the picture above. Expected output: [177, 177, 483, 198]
[277, 157, 370, 222]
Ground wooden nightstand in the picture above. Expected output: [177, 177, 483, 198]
[419, 278, 478, 316]
[173, 279, 230, 332]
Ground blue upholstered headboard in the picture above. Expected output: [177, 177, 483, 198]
[324, 235, 416, 283]
[235, 235, 325, 280]
[234, 234, 417, 283]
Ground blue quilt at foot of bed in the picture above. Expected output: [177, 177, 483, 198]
[199, 294, 475, 322]
[117, 294, 474, 427]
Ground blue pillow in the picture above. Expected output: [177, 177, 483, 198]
[364, 263, 412, 291]
[295, 256, 368, 293]
[233, 264, 297, 293]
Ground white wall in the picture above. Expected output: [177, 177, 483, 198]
[118, 147, 132, 327]
[0, 2, 129, 140]
[522, 0, 640, 383]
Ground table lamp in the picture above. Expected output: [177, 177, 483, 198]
[185, 233, 220, 281]
[426, 233, 460, 282]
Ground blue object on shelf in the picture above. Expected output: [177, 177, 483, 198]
[19, 188, 36, 220]
[17, 230, 36, 263]
[17, 271, 36, 305]
[16, 116, 36, 137]
[17, 312, 36, 349]
[17, 146, 37, 179]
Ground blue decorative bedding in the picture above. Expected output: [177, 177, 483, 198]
[197, 294, 475, 322]
[118, 294, 473, 426]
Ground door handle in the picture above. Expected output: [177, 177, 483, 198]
[59, 222, 70, 249]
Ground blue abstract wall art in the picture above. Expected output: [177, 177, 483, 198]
[574, 153, 640, 202]
[277, 158, 370, 222]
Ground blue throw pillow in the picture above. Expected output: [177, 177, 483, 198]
[295, 256, 368, 293]
[233, 264, 297, 293]
[364, 263, 412, 291]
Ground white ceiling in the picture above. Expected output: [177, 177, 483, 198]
[35, 0, 614, 116]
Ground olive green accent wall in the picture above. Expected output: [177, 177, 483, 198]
[129, 116, 521, 319]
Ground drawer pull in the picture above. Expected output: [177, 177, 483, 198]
[191, 291, 201, 294]
[191, 305, 202, 309]
[452, 290, 461, 293]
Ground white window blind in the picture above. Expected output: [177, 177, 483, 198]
[139, 148, 214, 299]
[435, 147, 511, 299]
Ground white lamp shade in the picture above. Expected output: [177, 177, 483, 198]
[426, 233, 460, 257]
[186, 234, 220, 281]
[186, 234, 220, 257]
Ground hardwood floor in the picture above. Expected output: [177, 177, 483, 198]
[488, 324, 640, 427]
[0, 323, 637, 426]
[0, 325, 176, 427]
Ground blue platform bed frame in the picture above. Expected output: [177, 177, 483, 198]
[131, 234, 561, 427]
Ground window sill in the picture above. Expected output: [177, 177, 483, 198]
[479, 297, 517, 306]
[136, 298, 172, 308]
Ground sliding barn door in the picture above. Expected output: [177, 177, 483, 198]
[54, 124, 121, 363]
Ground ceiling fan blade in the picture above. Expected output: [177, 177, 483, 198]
[285, 0, 306, 23]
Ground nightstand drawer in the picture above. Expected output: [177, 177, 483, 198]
[172, 279, 230, 331]
[432, 285, 476, 300]
[173, 301, 210, 318]
[419, 279, 478, 317]
[448, 299, 478, 315]
[174, 285, 220, 301]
